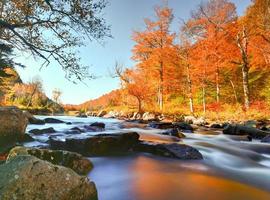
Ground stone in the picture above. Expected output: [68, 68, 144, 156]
[210, 123, 223, 129]
[173, 122, 193, 132]
[90, 122, 105, 129]
[44, 118, 65, 124]
[29, 127, 56, 135]
[134, 142, 203, 160]
[223, 124, 269, 139]
[49, 132, 140, 156]
[0, 107, 28, 152]
[0, 155, 97, 200]
[8, 146, 93, 175]
[149, 122, 173, 129]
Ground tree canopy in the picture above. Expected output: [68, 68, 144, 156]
[0, 0, 110, 81]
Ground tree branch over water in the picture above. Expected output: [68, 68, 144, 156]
[0, 0, 111, 81]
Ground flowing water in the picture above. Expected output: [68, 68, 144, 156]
[25, 116, 270, 200]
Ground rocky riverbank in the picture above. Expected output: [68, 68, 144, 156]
[1, 106, 270, 199]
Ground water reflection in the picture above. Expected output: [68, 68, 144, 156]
[90, 155, 270, 200]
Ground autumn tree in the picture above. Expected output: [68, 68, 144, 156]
[132, 5, 177, 112]
[0, 0, 110, 80]
[112, 62, 152, 112]
[184, 0, 237, 106]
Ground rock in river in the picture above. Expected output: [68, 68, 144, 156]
[44, 118, 65, 124]
[0, 107, 28, 152]
[134, 142, 203, 160]
[49, 132, 140, 156]
[8, 146, 93, 175]
[0, 155, 97, 200]
[223, 124, 269, 139]
[29, 127, 56, 135]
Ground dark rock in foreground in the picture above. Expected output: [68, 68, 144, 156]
[261, 135, 270, 143]
[8, 146, 93, 175]
[0, 107, 28, 152]
[44, 118, 65, 124]
[90, 122, 105, 129]
[223, 124, 269, 139]
[0, 155, 97, 200]
[134, 142, 203, 160]
[50, 132, 140, 156]
[49, 132, 202, 160]
[29, 127, 56, 135]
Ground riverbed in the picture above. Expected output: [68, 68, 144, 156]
[24, 116, 270, 200]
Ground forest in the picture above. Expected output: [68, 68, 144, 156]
[68, 0, 270, 121]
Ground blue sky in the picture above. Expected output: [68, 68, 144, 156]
[15, 0, 251, 105]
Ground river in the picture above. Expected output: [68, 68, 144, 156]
[24, 116, 270, 200]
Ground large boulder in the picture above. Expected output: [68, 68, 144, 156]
[149, 122, 173, 129]
[134, 142, 203, 160]
[0, 107, 28, 152]
[44, 118, 65, 124]
[8, 146, 93, 175]
[0, 155, 97, 200]
[223, 124, 269, 139]
[49, 132, 140, 156]
[29, 127, 56, 135]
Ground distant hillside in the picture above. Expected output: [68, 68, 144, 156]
[64, 89, 123, 111]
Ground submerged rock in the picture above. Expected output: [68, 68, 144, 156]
[0, 106, 28, 152]
[44, 118, 65, 124]
[0, 155, 97, 200]
[223, 124, 269, 139]
[134, 142, 203, 160]
[29, 127, 56, 135]
[49, 132, 140, 156]
[8, 146, 93, 175]
[90, 122, 105, 129]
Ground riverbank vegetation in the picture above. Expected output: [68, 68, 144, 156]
[67, 0, 270, 121]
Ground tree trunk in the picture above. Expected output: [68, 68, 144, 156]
[186, 64, 194, 114]
[229, 79, 238, 104]
[242, 64, 250, 109]
[216, 65, 220, 103]
[158, 61, 164, 112]
[136, 96, 142, 113]
[237, 27, 250, 110]
[202, 85, 206, 114]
